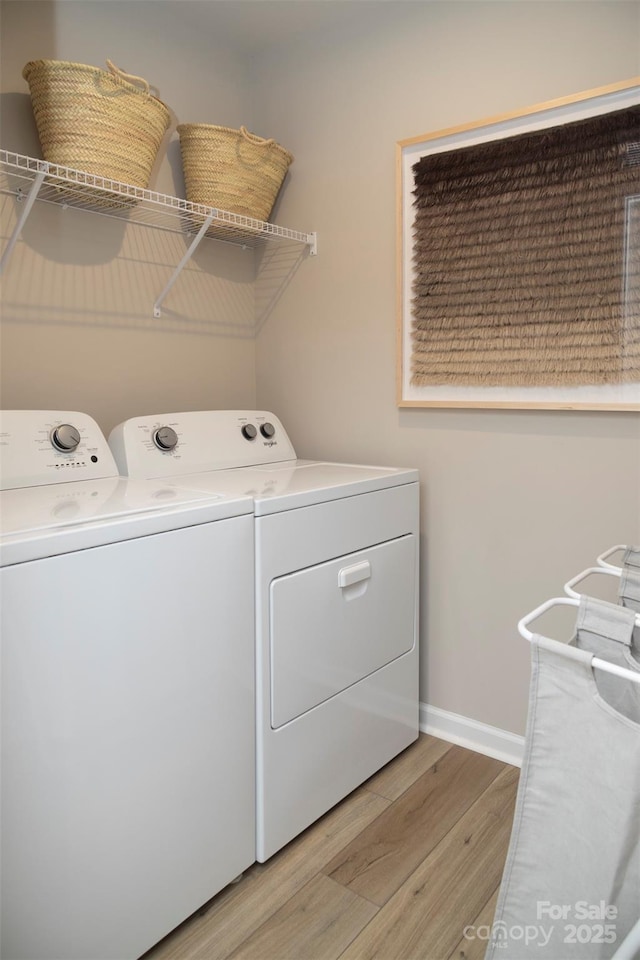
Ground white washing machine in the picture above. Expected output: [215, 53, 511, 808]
[0, 411, 256, 960]
[110, 410, 420, 862]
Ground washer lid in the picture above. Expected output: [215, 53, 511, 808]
[166, 460, 419, 515]
[0, 477, 253, 566]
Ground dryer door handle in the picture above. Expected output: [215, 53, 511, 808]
[338, 560, 371, 589]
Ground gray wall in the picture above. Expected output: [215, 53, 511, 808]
[251, 2, 640, 733]
[0, 0, 258, 431]
[1, 0, 639, 735]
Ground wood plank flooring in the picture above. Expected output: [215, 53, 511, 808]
[143, 736, 518, 960]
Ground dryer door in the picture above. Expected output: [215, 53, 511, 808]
[270, 534, 416, 728]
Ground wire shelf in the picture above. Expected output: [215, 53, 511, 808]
[0, 150, 316, 250]
[0, 149, 316, 316]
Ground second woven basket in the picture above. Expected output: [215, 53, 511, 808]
[177, 124, 293, 224]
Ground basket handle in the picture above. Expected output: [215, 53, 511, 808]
[240, 126, 276, 148]
[106, 59, 150, 97]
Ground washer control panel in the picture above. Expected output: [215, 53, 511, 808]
[0, 411, 119, 490]
[109, 411, 296, 479]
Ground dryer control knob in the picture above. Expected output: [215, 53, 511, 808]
[260, 422, 276, 439]
[153, 426, 178, 451]
[50, 423, 81, 452]
[241, 424, 257, 441]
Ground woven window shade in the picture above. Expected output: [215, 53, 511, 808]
[411, 107, 640, 387]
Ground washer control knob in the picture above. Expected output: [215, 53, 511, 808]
[260, 422, 276, 439]
[153, 426, 178, 451]
[241, 424, 257, 441]
[50, 423, 81, 452]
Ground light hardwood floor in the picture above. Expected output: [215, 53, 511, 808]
[144, 736, 519, 960]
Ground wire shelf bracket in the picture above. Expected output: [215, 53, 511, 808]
[0, 163, 48, 274]
[153, 212, 215, 318]
[0, 149, 317, 316]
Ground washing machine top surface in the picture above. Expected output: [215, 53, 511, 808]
[109, 410, 418, 515]
[0, 411, 253, 565]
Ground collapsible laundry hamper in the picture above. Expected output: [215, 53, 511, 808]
[565, 563, 640, 625]
[571, 597, 640, 722]
[621, 547, 640, 572]
[486, 599, 640, 960]
[618, 569, 640, 615]
[601, 546, 640, 573]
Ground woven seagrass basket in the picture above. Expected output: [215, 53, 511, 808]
[177, 124, 293, 224]
[22, 59, 171, 207]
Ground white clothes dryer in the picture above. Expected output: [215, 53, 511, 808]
[110, 410, 420, 862]
[0, 411, 256, 960]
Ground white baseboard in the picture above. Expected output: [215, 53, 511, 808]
[419, 702, 524, 768]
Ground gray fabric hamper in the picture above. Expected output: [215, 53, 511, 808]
[486, 599, 640, 960]
[618, 570, 640, 616]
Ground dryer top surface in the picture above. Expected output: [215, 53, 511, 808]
[159, 459, 419, 515]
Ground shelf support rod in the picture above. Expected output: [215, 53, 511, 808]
[0, 166, 48, 274]
[153, 213, 216, 317]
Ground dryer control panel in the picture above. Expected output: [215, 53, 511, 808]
[109, 411, 297, 479]
[0, 411, 119, 490]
